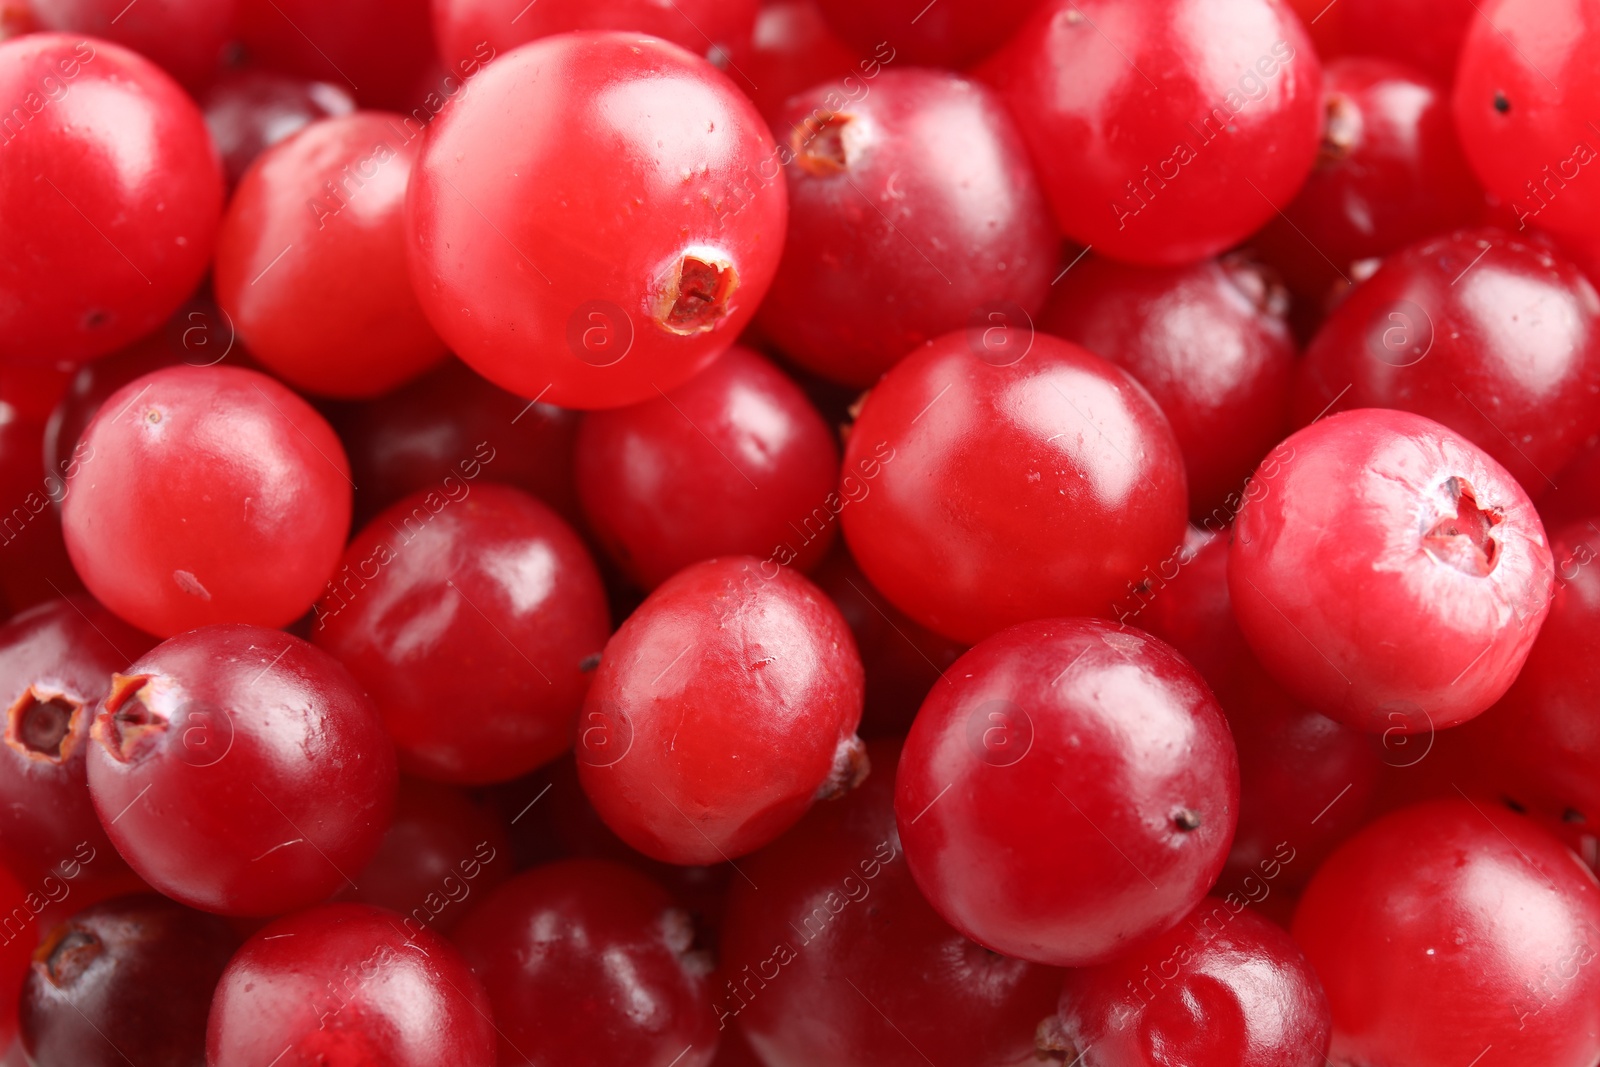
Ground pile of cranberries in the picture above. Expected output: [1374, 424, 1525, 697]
[0, 0, 1599, 1064]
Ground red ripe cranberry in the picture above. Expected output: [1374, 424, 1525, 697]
[237, 0, 435, 110]
[1253, 57, 1483, 299]
[1039, 898, 1331, 1066]
[576, 346, 840, 588]
[978, 0, 1321, 266]
[341, 777, 511, 935]
[1293, 228, 1600, 494]
[756, 68, 1057, 387]
[1289, 0, 1471, 87]
[201, 69, 357, 189]
[896, 618, 1239, 967]
[577, 556, 865, 864]
[1454, 0, 1600, 243]
[21, 894, 236, 1067]
[1232, 408, 1554, 734]
[452, 859, 718, 1067]
[407, 32, 787, 410]
[841, 332, 1187, 644]
[85, 625, 397, 916]
[1294, 798, 1600, 1067]
[333, 358, 582, 528]
[1542, 433, 1600, 528]
[433, 0, 757, 71]
[313, 483, 610, 784]
[0, 598, 154, 889]
[209, 902, 496, 1066]
[814, 0, 1038, 68]
[27, 0, 235, 89]
[1041, 254, 1296, 516]
[61, 365, 352, 637]
[0, 35, 223, 366]
[730, 0, 857, 130]
[719, 738, 1060, 1066]
[0, 366, 73, 425]
[215, 113, 447, 398]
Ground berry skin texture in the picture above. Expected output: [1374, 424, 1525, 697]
[1453, 0, 1600, 242]
[1293, 228, 1600, 495]
[577, 556, 865, 865]
[1293, 799, 1600, 1067]
[200, 69, 356, 189]
[214, 112, 448, 399]
[21, 894, 237, 1067]
[718, 738, 1061, 1067]
[841, 332, 1188, 645]
[895, 618, 1239, 967]
[0, 34, 223, 366]
[756, 68, 1058, 388]
[1041, 899, 1331, 1067]
[85, 625, 397, 916]
[432, 0, 757, 72]
[1229, 408, 1554, 734]
[313, 483, 611, 785]
[407, 32, 788, 410]
[1041, 254, 1296, 517]
[575, 346, 841, 589]
[452, 859, 718, 1067]
[61, 365, 353, 637]
[978, 0, 1322, 266]
[207, 902, 497, 1067]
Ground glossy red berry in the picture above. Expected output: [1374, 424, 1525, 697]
[1231, 408, 1554, 734]
[815, 0, 1037, 68]
[0, 34, 223, 366]
[896, 618, 1239, 967]
[1289, 0, 1471, 87]
[1293, 228, 1600, 494]
[314, 483, 610, 784]
[201, 68, 357, 189]
[215, 112, 448, 398]
[432, 0, 757, 71]
[21, 894, 237, 1067]
[729, 0, 857, 130]
[1293, 798, 1600, 1067]
[577, 556, 865, 864]
[208, 902, 496, 1067]
[1040, 898, 1330, 1067]
[28, 0, 235, 89]
[85, 625, 397, 916]
[841, 332, 1188, 644]
[1453, 0, 1600, 242]
[237, 0, 435, 110]
[719, 738, 1061, 1067]
[576, 346, 840, 588]
[407, 32, 787, 409]
[453, 859, 717, 1067]
[979, 0, 1321, 266]
[62, 365, 353, 637]
[1041, 254, 1296, 516]
[756, 68, 1057, 387]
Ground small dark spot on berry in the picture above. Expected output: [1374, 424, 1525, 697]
[1565, 807, 1587, 824]
[1502, 796, 1528, 814]
[1173, 808, 1202, 831]
[579, 653, 601, 672]
[1493, 91, 1511, 114]
[82, 309, 109, 330]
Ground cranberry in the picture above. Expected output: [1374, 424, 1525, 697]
[0, 598, 154, 889]
[1041, 254, 1296, 516]
[576, 346, 840, 588]
[333, 357, 583, 528]
[1290, 0, 1471, 87]
[577, 556, 865, 864]
[728, 0, 857, 130]
[85, 624, 397, 916]
[896, 618, 1239, 966]
[237, 0, 435, 110]
[0, 862, 36, 1049]
[20, 894, 236, 1067]
[719, 738, 1061, 1066]
[406, 32, 787, 409]
[0, 392, 82, 613]
[313, 483, 610, 784]
[215, 113, 448, 398]
[1039, 898, 1330, 1066]
[0, 34, 223, 366]
[61, 365, 352, 636]
[452, 859, 718, 1067]
[1454, 0, 1600, 243]
[1253, 57, 1483, 299]
[1232, 408, 1554, 733]
[201, 68, 358, 189]
[432, 0, 757, 71]
[978, 0, 1321, 265]
[841, 332, 1187, 644]
[814, 0, 1038, 68]
[208, 902, 496, 1066]
[1293, 228, 1600, 494]
[756, 68, 1057, 387]
[1294, 798, 1600, 1067]
[28, 0, 235, 89]
[1542, 433, 1600, 528]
